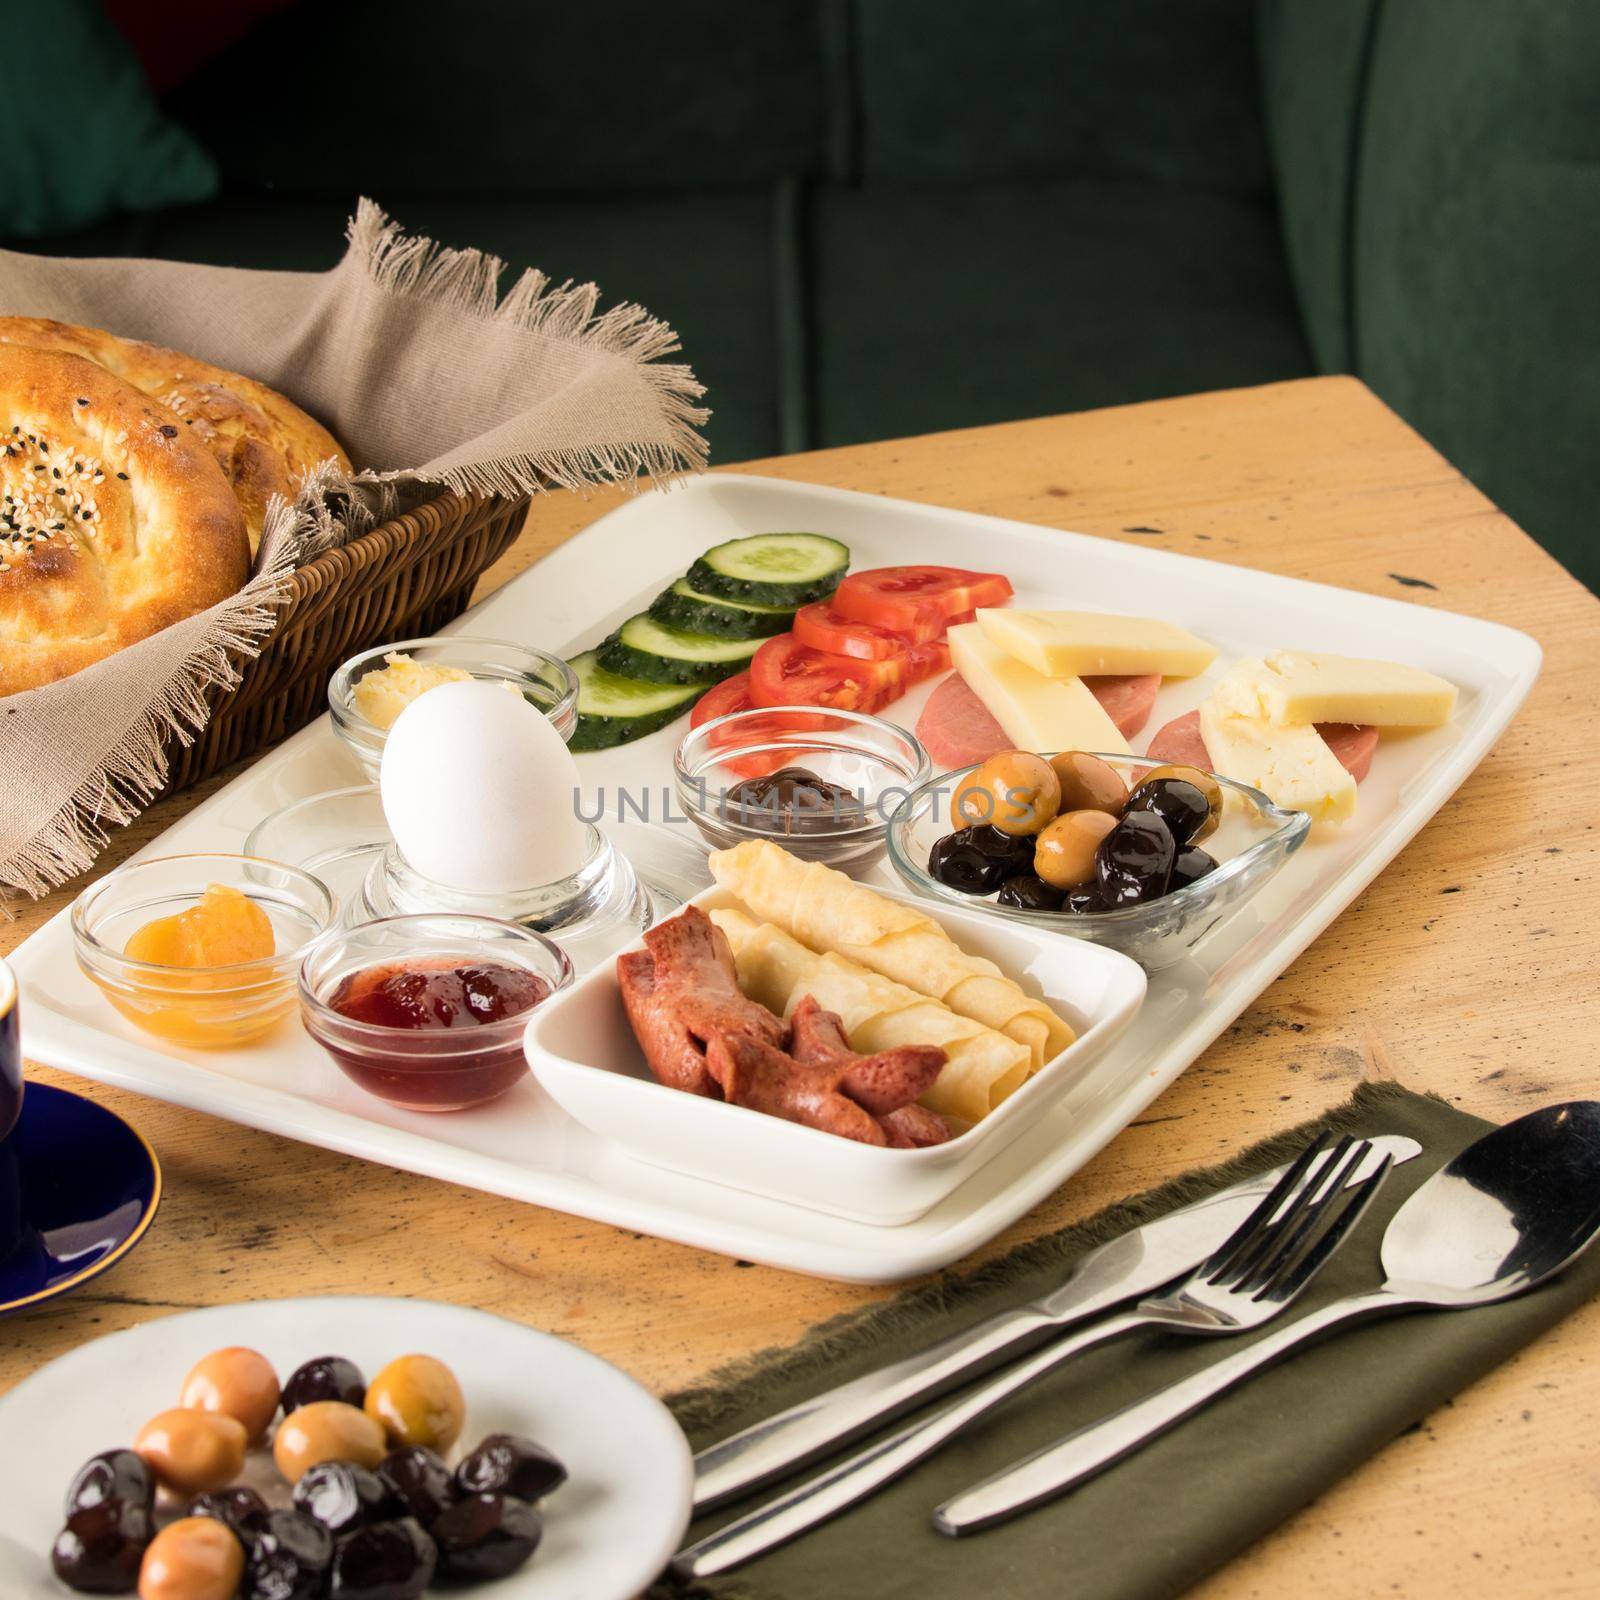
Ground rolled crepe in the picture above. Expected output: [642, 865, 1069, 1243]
[711, 908, 1031, 1124]
[708, 840, 1073, 1068]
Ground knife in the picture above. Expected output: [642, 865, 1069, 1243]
[693, 1133, 1421, 1511]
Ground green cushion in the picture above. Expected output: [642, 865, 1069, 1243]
[1255, 0, 1382, 372]
[1354, 0, 1600, 588]
[0, 0, 217, 237]
[855, 0, 1270, 194]
[167, 0, 827, 197]
[19, 193, 786, 465]
[811, 179, 1313, 447]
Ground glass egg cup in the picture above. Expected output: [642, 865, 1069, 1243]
[886, 754, 1311, 970]
[299, 913, 574, 1112]
[72, 854, 338, 1048]
[328, 636, 580, 778]
[674, 705, 931, 871]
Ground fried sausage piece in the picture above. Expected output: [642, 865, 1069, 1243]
[709, 1033, 888, 1146]
[644, 906, 785, 1051]
[787, 994, 947, 1116]
[616, 949, 720, 1098]
[878, 1103, 953, 1148]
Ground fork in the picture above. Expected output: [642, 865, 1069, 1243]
[672, 1131, 1392, 1579]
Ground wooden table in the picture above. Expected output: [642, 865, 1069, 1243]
[4, 377, 1597, 1597]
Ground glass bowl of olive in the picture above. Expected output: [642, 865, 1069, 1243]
[885, 750, 1310, 969]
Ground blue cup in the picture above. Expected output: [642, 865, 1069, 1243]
[0, 960, 21, 1264]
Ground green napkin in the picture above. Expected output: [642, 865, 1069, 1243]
[656, 1083, 1600, 1600]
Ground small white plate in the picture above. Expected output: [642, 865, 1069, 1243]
[0, 1296, 690, 1600]
[527, 884, 1146, 1226]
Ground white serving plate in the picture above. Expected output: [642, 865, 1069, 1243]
[6, 475, 1540, 1282]
[526, 883, 1146, 1226]
[0, 1296, 690, 1600]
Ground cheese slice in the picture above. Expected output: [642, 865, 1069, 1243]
[974, 608, 1216, 679]
[947, 622, 1129, 755]
[1201, 660, 1356, 824]
[1252, 650, 1457, 727]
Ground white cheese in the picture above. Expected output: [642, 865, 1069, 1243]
[1254, 650, 1457, 727]
[1200, 660, 1356, 824]
[974, 608, 1216, 679]
[947, 622, 1130, 755]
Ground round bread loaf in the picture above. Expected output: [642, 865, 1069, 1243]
[0, 317, 348, 552]
[0, 345, 250, 694]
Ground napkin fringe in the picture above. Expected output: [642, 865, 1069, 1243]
[346, 199, 710, 499]
[666, 1081, 1431, 1445]
[0, 530, 300, 905]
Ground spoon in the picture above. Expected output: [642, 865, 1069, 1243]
[935, 1100, 1600, 1535]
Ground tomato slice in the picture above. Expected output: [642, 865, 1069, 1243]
[750, 634, 903, 713]
[689, 671, 754, 729]
[833, 567, 1014, 636]
[793, 601, 916, 660]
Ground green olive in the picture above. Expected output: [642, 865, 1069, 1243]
[954, 751, 1062, 837]
[1048, 751, 1129, 815]
[1033, 810, 1120, 889]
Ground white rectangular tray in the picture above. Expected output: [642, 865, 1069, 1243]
[7, 475, 1541, 1282]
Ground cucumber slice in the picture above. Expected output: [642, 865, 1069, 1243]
[685, 532, 849, 605]
[648, 578, 794, 639]
[568, 649, 700, 751]
[599, 613, 763, 686]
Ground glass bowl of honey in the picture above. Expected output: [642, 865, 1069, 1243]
[72, 854, 338, 1048]
[298, 914, 573, 1112]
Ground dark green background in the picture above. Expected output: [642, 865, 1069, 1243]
[9, 0, 1597, 589]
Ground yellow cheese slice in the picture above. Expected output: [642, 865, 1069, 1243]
[947, 622, 1130, 757]
[975, 608, 1216, 679]
[1201, 660, 1356, 824]
[1255, 650, 1457, 728]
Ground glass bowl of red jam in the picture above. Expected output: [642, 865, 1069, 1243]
[298, 914, 573, 1112]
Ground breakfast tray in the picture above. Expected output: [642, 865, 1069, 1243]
[6, 476, 1542, 1282]
[163, 488, 528, 793]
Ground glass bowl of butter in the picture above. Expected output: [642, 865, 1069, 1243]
[885, 753, 1310, 970]
[329, 636, 579, 779]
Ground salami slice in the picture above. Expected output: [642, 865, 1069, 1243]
[1143, 710, 1378, 781]
[1085, 673, 1161, 739]
[916, 674, 1009, 768]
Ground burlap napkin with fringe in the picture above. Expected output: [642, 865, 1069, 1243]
[0, 199, 707, 904]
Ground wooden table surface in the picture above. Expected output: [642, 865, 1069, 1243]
[4, 376, 1597, 1597]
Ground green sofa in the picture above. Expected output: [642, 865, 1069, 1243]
[12, 0, 1597, 589]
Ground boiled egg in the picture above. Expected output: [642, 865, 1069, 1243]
[380, 679, 589, 892]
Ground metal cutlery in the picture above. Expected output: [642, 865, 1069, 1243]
[693, 1132, 1420, 1511]
[674, 1130, 1392, 1578]
[935, 1099, 1600, 1536]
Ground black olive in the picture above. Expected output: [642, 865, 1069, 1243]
[244, 1509, 333, 1600]
[281, 1354, 367, 1413]
[188, 1485, 269, 1536]
[454, 1433, 568, 1504]
[965, 824, 1036, 873]
[1064, 884, 1112, 914]
[1125, 777, 1212, 848]
[996, 874, 1066, 912]
[329, 1518, 436, 1600]
[51, 1501, 153, 1594]
[1095, 812, 1176, 904]
[378, 1445, 457, 1525]
[432, 1492, 543, 1582]
[1170, 844, 1218, 891]
[928, 830, 1009, 894]
[294, 1461, 397, 1537]
[63, 1449, 154, 1518]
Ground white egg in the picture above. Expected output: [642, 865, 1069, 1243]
[379, 679, 589, 892]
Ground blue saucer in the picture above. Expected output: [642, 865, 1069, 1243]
[0, 1082, 161, 1315]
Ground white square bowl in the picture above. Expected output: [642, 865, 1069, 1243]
[524, 883, 1147, 1226]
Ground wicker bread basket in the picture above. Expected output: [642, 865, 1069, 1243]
[161, 487, 529, 794]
